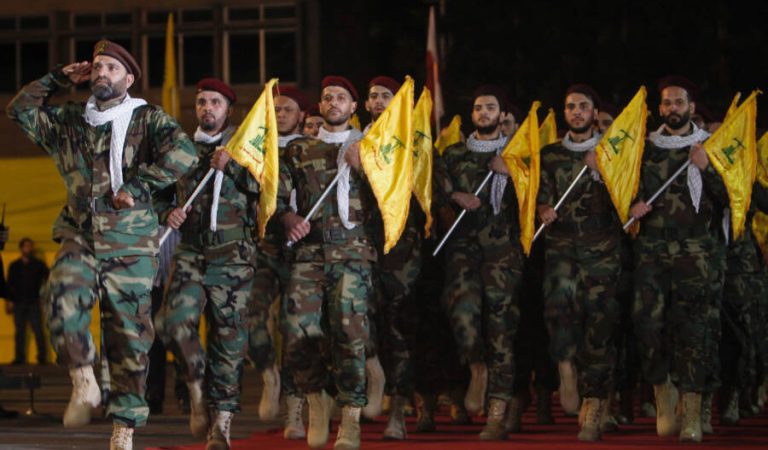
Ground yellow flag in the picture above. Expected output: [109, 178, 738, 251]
[725, 92, 741, 119]
[703, 90, 759, 240]
[350, 113, 362, 131]
[360, 77, 415, 254]
[225, 78, 280, 239]
[435, 114, 462, 156]
[500, 101, 541, 255]
[412, 87, 434, 237]
[595, 86, 648, 226]
[539, 108, 558, 147]
[162, 13, 180, 120]
[751, 132, 768, 259]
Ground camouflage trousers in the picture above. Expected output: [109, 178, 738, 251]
[155, 240, 254, 412]
[632, 236, 713, 393]
[376, 227, 422, 397]
[543, 232, 621, 399]
[47, 236, 156, 427]
[720, 270, 762, 390]
[283, 258, 372, 407]
[441, 230, 523, 402]
[703, 239, 726, 394]
[247, 243, 283, 372]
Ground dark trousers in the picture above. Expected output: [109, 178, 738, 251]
[13, 301, 46, 363]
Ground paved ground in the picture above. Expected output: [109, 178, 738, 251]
[0, 363, 281, 449]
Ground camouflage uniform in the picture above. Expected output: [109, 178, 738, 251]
[631, 136, 727, 393]
[6, 68, 197, 426]
[278, 133, 377, 407]
[703, 208, 727, 395]
[432, 141, 523, 402]
[154, 139, 260, 413]
[538, 142, 622, 399]
[720, 183, 768, 392]
[374, 204, 424, 397]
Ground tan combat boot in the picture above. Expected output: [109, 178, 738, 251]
[206, 410, 233, 450]
[383, 395, 408, 440]
[63, 366, 101, 427]
[334, 405, 362, 450]
[464, 362, 488, 414]
[283, 394, 306, 440]
[558, 360, 580, 415]
[577, 397, 604, 441]
[362, 356, 385, 419]
[479, 398, 508, 440]
[679, 392, 702, 442]
[110, 423, 134, 450]
[306, 390, 333, 449]
[188, 380, 209, 438]
[258, 363, 281, 420]
[654, 376, 680, 436]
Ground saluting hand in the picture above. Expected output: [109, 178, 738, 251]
[61, 62, 91, 85]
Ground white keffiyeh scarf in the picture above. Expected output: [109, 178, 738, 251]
[317, 126, 364, 229]
[83, 94, 147, 195]
[466, 132, 509, 215]
[561, 131, 603, 181]
[193, 125, 236, 231]
[648, 123, 710, 213]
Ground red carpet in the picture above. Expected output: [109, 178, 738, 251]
[149, 408, 768, 449]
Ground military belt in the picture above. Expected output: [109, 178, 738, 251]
[73, 195, 151, 213]
[304, 225, 365, 243]
[182, 227, 253, 247]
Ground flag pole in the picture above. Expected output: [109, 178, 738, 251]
[432, 170, 495, 256]
[532, 165, 589, 243]
[623, 159, 691, 230]
[286, 171, 343, 248]
[159, 168, 216, 246]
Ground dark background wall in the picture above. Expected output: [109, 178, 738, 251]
[318, 0, 768, 129]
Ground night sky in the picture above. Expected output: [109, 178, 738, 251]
[318, 0, 768, 130]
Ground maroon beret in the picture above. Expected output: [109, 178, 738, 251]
[273, 85, 310, 111]
[565, 83, 601, 109]
[196, 78, 236, 104]
[305, 104, 322, 117]
[473, 84, 511, 112]
[368, 76, 401, 96]
[657, 75, 699, 101]
[321, 75, 359, 101]
[93, 40, 141, 80]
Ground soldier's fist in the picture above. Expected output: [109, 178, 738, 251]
[489, 156, 509, 175]
[167, 207, 189, 230]
[61, 62, 91, 85]
[537, 205, 558, 225]
[112, 191, 135, 210]
[584, 150, 598, 170]
[344, 142, 362, 170]
[282, 211, 310, 242]
[689, 143, 709, 170]
[211, 147, 231, 171]
[451, 192, 481, 211]
[630, 201, 652, 219]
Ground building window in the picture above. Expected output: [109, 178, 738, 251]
[266, 32, 296, 82]
[0, 43, 16, 92]
[20, 41, 48, 85]
[182, 34, 214, 86]
[228, 33, 261, 84]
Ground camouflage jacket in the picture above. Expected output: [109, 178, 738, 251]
[277, 136, 378, 262]
[634, 139, 728, 238]
[6, 68, 197, 259]
[155, 140, 259, 250]
[538, 142, 621, 240]
[433, 142, 520, 241]
[257, 145, 294, 256]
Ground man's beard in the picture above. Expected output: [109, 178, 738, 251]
[324, 111, 350, 127]
[91, 78, 125, 102]
[200, 117, 218, 132]
[568, 122, 593, 134]
[663, 111, 691, 130]
[475, 117, 500, 136]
